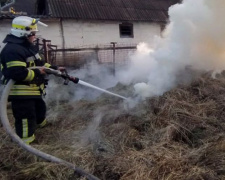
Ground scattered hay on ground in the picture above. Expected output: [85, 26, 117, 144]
[1, 71, 225, 180]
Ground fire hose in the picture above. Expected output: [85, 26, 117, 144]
[0, 67, 100, 180]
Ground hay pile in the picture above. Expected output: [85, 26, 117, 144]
[0, 71, 225, 180]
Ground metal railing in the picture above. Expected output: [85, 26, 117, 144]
[35, 39, 137, 74]
[50, 43, 137, 70]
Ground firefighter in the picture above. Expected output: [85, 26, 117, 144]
[0, 16, 64, 144]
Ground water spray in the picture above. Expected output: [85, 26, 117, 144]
[78, 80, 128, 100]
[44, 68, 128, 100]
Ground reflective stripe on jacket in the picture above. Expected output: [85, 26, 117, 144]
[0, 34, 53, 99]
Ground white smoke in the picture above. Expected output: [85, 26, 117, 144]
[68, 61, 119, 101]
[46, 0, 225, 102]
[45, 61, 119, 102]
[42, 0, 225, 149]
[80, 112, 102, 145]
[118, 0, 225, 99]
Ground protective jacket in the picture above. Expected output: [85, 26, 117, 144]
[0, 34, 56, 100]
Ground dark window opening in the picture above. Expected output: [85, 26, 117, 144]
[37, 0, 47, 15]
[119, 23, 133, 38]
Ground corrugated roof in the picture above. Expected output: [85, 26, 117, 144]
[0, 0, 179, 22]
[47, 0, 179, 22]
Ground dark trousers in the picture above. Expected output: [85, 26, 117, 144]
[11, 98, 46, 138]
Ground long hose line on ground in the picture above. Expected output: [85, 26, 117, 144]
[0, 74, 100, 180]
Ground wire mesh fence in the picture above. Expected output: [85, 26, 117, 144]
[48, 43, 137, 69]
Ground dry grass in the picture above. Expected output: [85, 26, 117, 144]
[1, 71, 225, 180]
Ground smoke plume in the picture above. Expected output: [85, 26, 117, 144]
[118, 0, 225, 99]
[46, 0, 225, 102]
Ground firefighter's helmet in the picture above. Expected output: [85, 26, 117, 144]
[11, 16, 48, 37]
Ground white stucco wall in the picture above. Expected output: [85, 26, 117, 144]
[0, 18, 162, 51]
[62, 20, 161, 48]
[37, 20, 62, 47]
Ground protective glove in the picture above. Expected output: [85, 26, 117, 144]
[69, 76, 79, 84]
[58, 67, 66, 72]
[32, 73, 47, 86]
